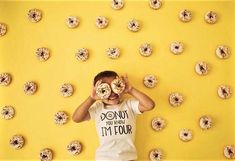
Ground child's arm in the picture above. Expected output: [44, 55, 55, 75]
[72, 96, 95, 123]
[72, 81, 101, 123]
[123, 75, 155, 113]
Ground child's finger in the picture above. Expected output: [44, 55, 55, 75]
[95, 80, 102, 88]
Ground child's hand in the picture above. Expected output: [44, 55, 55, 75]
[90, 80, 102, 100]
[121, 74, 133, 94]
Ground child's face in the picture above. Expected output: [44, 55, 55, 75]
[99, 76, 122, 105]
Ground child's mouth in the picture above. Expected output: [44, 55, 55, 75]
[108, 94, 119, 100]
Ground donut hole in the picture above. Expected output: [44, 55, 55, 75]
[26, 86, 31, 91]
[154, 153, 159, 158]
[98, 19, 103, 24]
[148, 79, 153, 83]
[184, 133, 188, 136]
[228, 149, 234, 155]
[71, 146, 76, 151]
[4, 110, 9, 115]
[157, 122, 161, 126]
[222, 89, 228, 95]
[63, 88, 68, 92]
[13, 140, 19, 145]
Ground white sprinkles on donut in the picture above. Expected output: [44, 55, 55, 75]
[216, 45, 230, 59]
[96, 16, 109, 29]
[179, 9, 192, 22]
[66, 16, 80, 28]
[170, 41, 184, 54]
[60, 83, 74, 97]
[143, 75, 157, 88]
[217, 85, 232, 99]
[36, 47, 50, 61]
[28, 8, 42, 23]
[67, 140, 82, 155]
[1, 105, 15, 120]
[107, 47, 120, 59]
[139, 43, 153, 57]
[169, 92, 184, 107]
[111, 0, 124, 10]
[179, 129, 193, 142]
[127, 19, 140, 32]
[0, 23, 7, 36]
[9, 135, 25, 149]
[0, 73, 12, 86]
[23, 81, 37, 95]
[149, 148, 163, 161]
[54, 111, 69, 125]
[75, 48, 89, 61]
[149, 0, 162, 10]
[39, 148, 53, 161]
[204, 11, 217, 24]
[96, 83, 111, 99]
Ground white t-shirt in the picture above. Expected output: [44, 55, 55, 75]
[89, 98, 142, 161]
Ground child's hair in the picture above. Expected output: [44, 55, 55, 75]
[94, 70, 118, 86]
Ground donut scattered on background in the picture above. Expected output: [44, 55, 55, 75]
[96, 16, 109, 29]
[23, 81, 37, 95]
[199, 116, 213, 130]
[111, 0, 124, 10]
[139, 43, 153, 57]
[75, 48, 89, 61]
[169, 92, 184, 107]
[195, 61, 209, 76]
[149, 0, 162, 10]
[170, 41, 184, 54]
[60, 83, 74, 97]
[179, 129, 193, 142]
[111, 77, 125, 94]
[149, 148, 163, 161]
[224, 145, 235, 159]
[143, 75, 157, 88]
[9, 135, 25, 149]
[0, 73, 12, 86]
[127, 19, 140, 32]
[0, 23, 7, 36]
[39, 148, 53, 161]
[179, 9, 192, 22]
[54, 111, 69, 125]
[151, 117, 166, 131]
[36, 47, 50, 61]
[28, 8, 42, 23]
[96, 83, 112, 99]
[66, 16, 79, 28]
[67, 140, 82, 155]
[216, 45, 230, 59]
[1, 105, 15, 120]
[217, 85, 232, 99]
[106, 47, 120, 59]
[204, 11, 217, 24]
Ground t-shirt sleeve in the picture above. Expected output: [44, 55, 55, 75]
[88, 101, 101, 119]
[126, 98, 142, 115]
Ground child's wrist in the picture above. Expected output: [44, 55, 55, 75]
[127, 86, 134, 94]
[89, 96, 96, 102]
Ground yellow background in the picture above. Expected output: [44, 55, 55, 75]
[0, 0, 235, 160]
